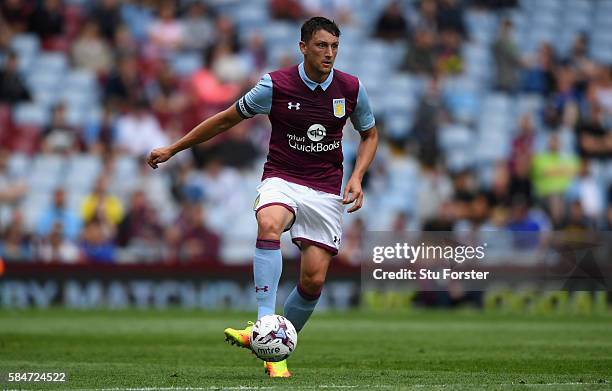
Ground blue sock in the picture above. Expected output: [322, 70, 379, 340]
[254, 238, 282, 319]
[283, 284, 321, 332]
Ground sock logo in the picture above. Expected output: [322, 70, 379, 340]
[255, 285, 269, 293]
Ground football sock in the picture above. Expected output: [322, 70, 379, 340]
[254, 238, 282, 319]
[283, 283, 321, 332]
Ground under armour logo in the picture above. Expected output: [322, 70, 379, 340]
[288, 102, 300, 110]
[333, 236, 340, 244]
[255, 286, 269, 293]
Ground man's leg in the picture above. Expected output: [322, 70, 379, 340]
[253, 205, 294, 319]
[284, 243, 333, 332]
[224, 204, 294, 348]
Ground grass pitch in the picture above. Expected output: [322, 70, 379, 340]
[0, 309, 611, 390]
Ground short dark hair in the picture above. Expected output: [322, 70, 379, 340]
[301, 17, 341, 43]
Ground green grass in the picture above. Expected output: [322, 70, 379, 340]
[0, 309, 611, 390]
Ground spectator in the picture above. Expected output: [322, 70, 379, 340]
[566, 160, 604, 225]
[145, 62, 189, 128]
[145, 2, 184, 61]
[593, 65, 612, 115]
[0, 210, 32, 262]
[402, 28, 436, 74]
[0, 51, 31, 104]
[436, 0, 466, 37]
[115, 98, 169, 157]
[36, 188, 82, 241]
[71, 21, 114, 76]
[80, 216, 116, 263]
[373, 1, 411, 42]
[410, 77, 447, 165]
[522, 42, 557, 96]
[90, 0, 122, 42]
[575, 96, 612, 159]
[436, 29, 463, 74]
[166, 203, 220, 262]
[412, 0, 438, 32]
[116, 190, 164, 262]
[41, 103, 82, 154]
[112, 24, 139, 59]
[80, 175, 124, 226]
[1, 0, 33, 33]
[0, 149, 27, 225]
[27, 0, 64, 46]
[83, 103, 117, 153]
[181, 1, 216, 52]
[509, 114, 535, 175]
[104, 55, 145, 108]
[36, 222, 80, 263]
[491, 19, 522, 92]
[530, 133, 579, 199]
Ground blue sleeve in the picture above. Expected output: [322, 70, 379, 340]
[235, 74, 272, 119]
[350, 80, 376, 131]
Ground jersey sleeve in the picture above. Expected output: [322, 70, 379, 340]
[350, 80, 376, 131]
[235, 73, 273, 119]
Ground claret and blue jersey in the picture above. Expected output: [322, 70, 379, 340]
[235, 62, 376, 196]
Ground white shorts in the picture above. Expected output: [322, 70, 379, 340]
[254, 177, 344, 255]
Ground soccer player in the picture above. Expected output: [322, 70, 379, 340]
[147, 17, 378, 377]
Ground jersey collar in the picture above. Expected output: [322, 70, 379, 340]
[298, 62, 334, 91]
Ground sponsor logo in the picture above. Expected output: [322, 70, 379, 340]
[256, 347, 281, 355]
[307, 124, 326, 142]
[288, 102, 300, 110]
[333, 98, 345, 118]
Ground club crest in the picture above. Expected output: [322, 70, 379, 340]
[333, 98, 345, 118]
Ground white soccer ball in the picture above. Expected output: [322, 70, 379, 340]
[250, 315, 298, 362]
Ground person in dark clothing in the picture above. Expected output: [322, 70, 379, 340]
[0, 51, 31, 104]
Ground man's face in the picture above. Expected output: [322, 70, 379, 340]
[300, 29, 339, 75]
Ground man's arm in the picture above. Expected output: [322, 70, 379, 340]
[147, 105, 244, 169]
[343, 126, 378, 213]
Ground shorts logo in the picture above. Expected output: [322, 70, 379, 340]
[253, 195, 260, 211]
[307, 124, 326, 142]
[333, 98, 345, 118]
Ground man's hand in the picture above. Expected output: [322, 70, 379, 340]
[342, 176, 364, 213]
[147, 147, 174, 169]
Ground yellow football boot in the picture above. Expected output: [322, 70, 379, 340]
[264, 359, 291, 378]
[223, 321, 253, 349]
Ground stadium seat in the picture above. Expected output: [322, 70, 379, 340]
[28, 154, 66, 191]
[13, 103, 50, 127]
[10, 34, 40, 59]
[33, 52, 68, 75]
[171, 53, 203, 77]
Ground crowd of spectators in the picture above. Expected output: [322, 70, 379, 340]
[0, 0, 610, 265]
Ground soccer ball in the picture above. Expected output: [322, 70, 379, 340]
[250, 315, 298, 362]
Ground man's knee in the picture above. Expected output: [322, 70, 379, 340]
[257, 216, 284, 240]
[300, 273, 325, 295]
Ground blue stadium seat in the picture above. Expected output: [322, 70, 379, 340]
[171, 52, 203, 76]
[33, 52, 68, 74]
[10, 34, 40, 63]
[13, 103, 50, 126]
